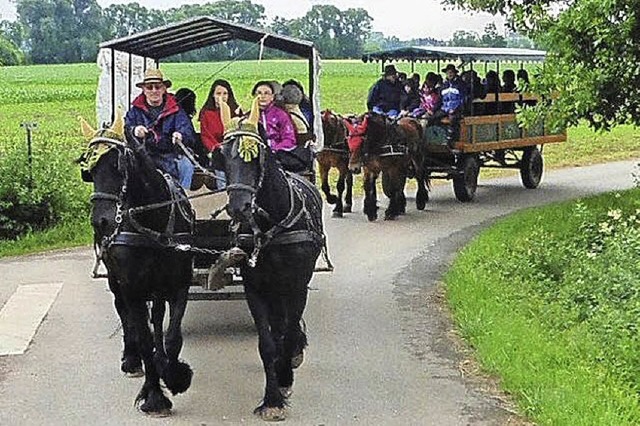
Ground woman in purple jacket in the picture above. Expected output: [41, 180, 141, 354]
[252, 81, 312, 173]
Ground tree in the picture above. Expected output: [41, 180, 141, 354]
[163, 1, 267, 62]
[442, 0, 640, 131]
[16, 0, 104, 63]
[337, 8, 372, 58]
[103, 3, 165, 39]
[0, 35, 24, 65]
[287, 5, 372, 58]
[480, 23, 506, 47]
[450, 30, 480, 47]
[0, 20, 27, 52]
[505, 31, 535, 49]
[71, 0, 105, 62]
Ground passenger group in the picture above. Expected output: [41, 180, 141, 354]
[124, 69, 315, 191]
[366, 63, 532, 147]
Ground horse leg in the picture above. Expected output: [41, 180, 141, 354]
[159, 286, 192, 396]
[382, 168, 406, 220]
[363, 169, 378, 221]
[128, 298, 172, 416]
[151, 297, 166, 371]
[415, 158, 429, 210]
[245, 287, 287, 421]
[344, 169, 353, 213]
[333, 165, 347, 218]
[108, 276, 143, 377]
[319, 162, 338, 206]
[278, 288, 309, 397]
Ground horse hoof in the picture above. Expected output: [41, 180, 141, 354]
[254, 405, 287, 422]
[344, 206, 352, 213]
[331, 211, 343, 218]
[384, 214, 398, 221]
[121, 357, 143, 377]
[144, 408, 172, 418]
[291, 351, 304, 369]
[279, 387, 293, 398]
[124, 368, 144, 378]
[416, 201, 426, 211]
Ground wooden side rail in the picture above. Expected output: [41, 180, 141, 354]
[472, 92, 539, 104]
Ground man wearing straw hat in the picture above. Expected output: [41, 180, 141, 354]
[125, 68, 196, 188]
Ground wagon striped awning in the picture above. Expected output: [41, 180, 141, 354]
[100, 16, 315, 60]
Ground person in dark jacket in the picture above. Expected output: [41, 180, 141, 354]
[434, 64, 467, 149]
[366, 64, 402, 118]
[483, 70, 501, 115]
[125, 69, 196, 189]
[399, 78, 421, 115]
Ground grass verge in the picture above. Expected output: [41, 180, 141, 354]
[445, 188, 640, 425]
[0, 219, 92, 259]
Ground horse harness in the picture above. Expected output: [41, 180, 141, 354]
[86, 137, 222, 277]
[348, 114, 409, 159]
[223, 130, 333, 270]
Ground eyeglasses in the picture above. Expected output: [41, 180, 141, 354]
[143, 83, 165, 91]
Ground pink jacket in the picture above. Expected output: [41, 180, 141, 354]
[419, 85, 441, 115]
[260, 103, 297, 152]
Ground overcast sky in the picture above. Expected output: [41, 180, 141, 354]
[0, 0, 505, 40]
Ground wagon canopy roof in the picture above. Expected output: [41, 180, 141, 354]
[100, 16, 315, 59]
[362, 46, 547, 63]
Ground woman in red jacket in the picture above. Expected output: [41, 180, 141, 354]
[199, 79, 243, 152]
[199, 80, 243, 188]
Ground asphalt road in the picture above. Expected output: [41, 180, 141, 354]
[0, 159, 637, 426]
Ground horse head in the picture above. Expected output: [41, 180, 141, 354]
[321, 110, 347, 150]
[219, 96, 268, 223]
[78, 109, 131, 237]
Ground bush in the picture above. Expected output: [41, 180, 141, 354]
[0, 130, 90, 241]
[0, 36, 24, 66]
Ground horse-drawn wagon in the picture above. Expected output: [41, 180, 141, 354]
[362, 46, 566, 202]
[93, 16, 327, 300]
[80, 16, 332, 419]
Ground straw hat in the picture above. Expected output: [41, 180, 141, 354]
[135, 69, 172, 88]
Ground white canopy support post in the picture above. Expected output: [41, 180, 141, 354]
[310, 48, 324, 151]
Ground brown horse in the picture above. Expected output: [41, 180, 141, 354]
[316, 110, 353, 217]
[344, 112, 410, 221]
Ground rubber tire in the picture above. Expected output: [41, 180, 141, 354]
[520, 147, 543, 189]
[453, 155, 480, 202]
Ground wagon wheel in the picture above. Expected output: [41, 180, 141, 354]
[520, 146, 543, 189]
[453, 155, 480, 202]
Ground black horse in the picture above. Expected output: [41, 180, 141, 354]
[79, 113, 194, 416]
[218, 98, 328, 421]
[344, 112, 409, 221]
[317, 110, 353, 217]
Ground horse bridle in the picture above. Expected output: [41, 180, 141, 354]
[87, 136, 193, 253]
[221, 129, 311, 267]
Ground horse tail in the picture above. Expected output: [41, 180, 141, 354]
[162, 360, 193, 395]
